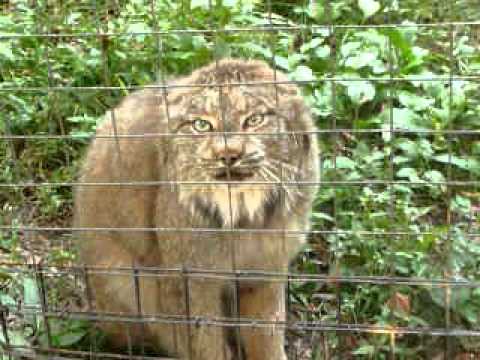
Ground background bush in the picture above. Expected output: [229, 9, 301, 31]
[1, 0, 479, 359]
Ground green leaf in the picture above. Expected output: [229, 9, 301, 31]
[222, 0, 239, 7]
[353, 344, 375, 355]
[287, 53, 307, 68]
[345, 80, 375, 104]
[344, 52, 377, 69]
[192, 35, 208, 49]
[0, 329, 27, 347]
[0, 293, 16, 307]
[382, 108, 424, 141]
[423, 170, 445, 183]
[336, 156, 356, 169]
[315, 45, 330, 58]
[37, 319, 89, 348]
[70, 130, 92, 137]
[462, 306, 478, 324]
[245, 43, 272, 59]
[358, 0, 380, 18]
[450, 195, 471, 214]
[370, 59, 387, 74]
[396, 167, 421, 182]
[191, 0, 209, 9]
[384, 28, 415, 66]
[417, 139, 434, 158]
[340, 41, 361, 58]
[398, 92, 435, 111]
[323, 156, 356, 169]
[311, 212, 335, 222]
[396, 139, 417, 157]
[363, 150, 385, 163]
[56, 330, 87, 347]
[0, 41, 14, 60]
[312, 85, 333, 117]
[289, 65, 315, 82]
[66, 12, 82, 25]
[300, 38, 324, 53]
[126, 23, 151, 40]
[393, 155, 409, 164]
[433, 154, 480, 174]
[66, 115, 98, 124]
[0, 14, 15, 27]
[391, 108, 422, 129]
[273, 56, 289, 71]
[24, 277, 40, 307]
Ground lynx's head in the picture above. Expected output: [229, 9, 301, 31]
[164, 59, 319, 227]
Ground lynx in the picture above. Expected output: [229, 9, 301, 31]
[74, 58, 319, 359]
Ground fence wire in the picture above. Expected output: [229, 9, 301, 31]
[1, 0, 480, 359]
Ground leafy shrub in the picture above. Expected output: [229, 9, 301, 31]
[0, 0, 479, 358]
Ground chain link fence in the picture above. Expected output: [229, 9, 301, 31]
[1, 0, 479, 359]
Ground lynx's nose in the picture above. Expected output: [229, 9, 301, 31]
[213, 138, 244, 166]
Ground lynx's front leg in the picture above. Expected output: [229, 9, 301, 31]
[173, 279, 234, 360]
[239, 284, 287, 360]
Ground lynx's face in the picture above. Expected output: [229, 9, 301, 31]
[174, 87, 288, 182]
[165, 60, 317, 226]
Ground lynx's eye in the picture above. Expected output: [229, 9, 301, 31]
[192, 118, 213, 132]
[244, 114, 266, 129]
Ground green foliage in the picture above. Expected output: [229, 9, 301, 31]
[1, 275, 89, 360]
[1, 0, 479, 358]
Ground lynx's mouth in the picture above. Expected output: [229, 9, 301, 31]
[214, 168, 255, 181]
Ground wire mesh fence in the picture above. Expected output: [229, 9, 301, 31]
[1, 0, 480, 359]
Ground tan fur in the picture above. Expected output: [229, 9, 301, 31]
[74, 58, 319, 359]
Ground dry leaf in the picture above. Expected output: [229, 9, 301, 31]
[387, 292, 411, 315]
